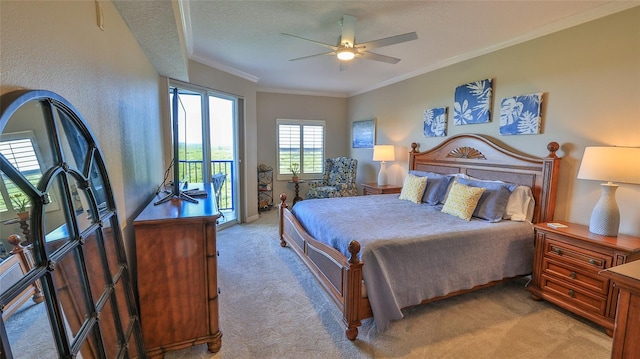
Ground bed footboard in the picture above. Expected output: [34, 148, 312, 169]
[278, 194, 371, 340]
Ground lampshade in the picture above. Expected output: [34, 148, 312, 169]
[577, 146, 640, 237]
[577, 146, 640, 184]
[373, 145, 395, 162]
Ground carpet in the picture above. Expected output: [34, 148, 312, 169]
[167, 210, 612, 359]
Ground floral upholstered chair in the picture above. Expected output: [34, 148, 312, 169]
[306, 157, 358, 199]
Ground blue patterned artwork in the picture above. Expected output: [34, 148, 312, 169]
[453, 78, 493, 125]
[499, 93, 543, 135]
[423, 107, 447, 137]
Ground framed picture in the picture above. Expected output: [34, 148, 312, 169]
[352, 119, 375, 148]
[453, 78, 493, 125]
[499, 93, 543, 135]
[423, 107, 448, 137]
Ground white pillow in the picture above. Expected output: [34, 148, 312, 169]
[504, 185, 535, 222]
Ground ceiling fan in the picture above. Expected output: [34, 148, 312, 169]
[282, 14, 418, 66]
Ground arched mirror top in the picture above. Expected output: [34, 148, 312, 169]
[0, 90, 145, 358]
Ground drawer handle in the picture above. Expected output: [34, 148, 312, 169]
[589, 259, 596, 265]
[569, 271, 576, 279]
[553, 248, 562, 255]
[568, 290, 575, 298]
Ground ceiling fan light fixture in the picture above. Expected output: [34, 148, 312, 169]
[336, 48, 355, 61]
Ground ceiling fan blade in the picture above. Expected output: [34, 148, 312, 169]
[360, 51, 401, 64]
[288, 51, 335, 62]
[281, 33, 337, 51]
[340, 15, 356, 47]
[357, 32, 418, 50]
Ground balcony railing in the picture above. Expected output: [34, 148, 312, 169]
[178, 160, 234, 211]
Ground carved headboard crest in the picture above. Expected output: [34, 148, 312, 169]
[446, 146, 486, 159]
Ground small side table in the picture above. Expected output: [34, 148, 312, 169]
[289, 180, 306, 205]
[600, 260, 640, 359]
[361, 183, 402, 196]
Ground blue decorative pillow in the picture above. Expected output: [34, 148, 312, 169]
[455, 177, 516, 222]
[409, 171, 453, 205]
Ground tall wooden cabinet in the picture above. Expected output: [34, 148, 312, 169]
[134, 183, 222, 358]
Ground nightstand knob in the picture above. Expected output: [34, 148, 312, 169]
[570, 271, 577, 279]
[554, 248, 562, 255]
[589, 259, 596, 265]
[569, 290, 575, 298]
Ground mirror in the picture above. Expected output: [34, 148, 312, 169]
[0, 90, 145, 358]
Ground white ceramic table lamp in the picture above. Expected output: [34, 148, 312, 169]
[373, 145, 395, 186]
[577, 146, 640, 236]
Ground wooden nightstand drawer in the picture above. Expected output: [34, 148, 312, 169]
[361, 183, 402, 196]
[541, 274, 607, 315]
[544, 238, 611, 271]
[542, 257, 609, 295]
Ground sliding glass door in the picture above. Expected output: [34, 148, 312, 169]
[169, 82, 239, 225]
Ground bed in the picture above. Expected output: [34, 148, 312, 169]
[278, 134, 561, 340]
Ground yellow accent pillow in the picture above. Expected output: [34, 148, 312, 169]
[398, 174, 428, 204]
[441, 182, 486, 221]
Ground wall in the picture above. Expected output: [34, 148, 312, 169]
[0, 1, 164, 258]
[348, 8, 640, 236]
[256, 92, 349, 204]
[185, 60, 260, 222]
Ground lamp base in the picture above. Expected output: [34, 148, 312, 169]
[377, 161, 387, 186]
[589, 183, 620, 237]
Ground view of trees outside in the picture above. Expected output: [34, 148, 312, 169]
[171, 91, 235, 208]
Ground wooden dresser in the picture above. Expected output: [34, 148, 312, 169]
[528, 222, 640, 336]
[134, 184, 221, 358]
[600, 260, 640, 359]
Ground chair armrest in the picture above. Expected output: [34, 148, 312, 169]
[308, 180, 325, 188]
[335, 183, 357, 191]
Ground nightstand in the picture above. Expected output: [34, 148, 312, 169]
[528, 222, 640, 336]
[361, 183, 402, 196]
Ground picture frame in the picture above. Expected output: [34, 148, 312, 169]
[352, 119, 376, 148]
[423, 107, 448, 137]
[453, 78, 493, 125]
[499, 92, 543, 135]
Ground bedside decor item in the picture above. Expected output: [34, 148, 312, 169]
[352, 119, 375, 148]
[423, 107, 447, 137]
[499, 93, 543, 135]
[454, 78, 493, 125]
[577, 146, 640, 236]
[289, 163, 299, 182]
[373, 144, 395, 186]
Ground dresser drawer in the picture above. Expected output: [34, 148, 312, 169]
[542, 257, 609, 296]
[544, 238, 611, 271]
[541, 274, 607, 315]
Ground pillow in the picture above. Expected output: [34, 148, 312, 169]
[456, 177, 516, 222]
[398, 174, 428, 204]
[504, 185, 535, 222]
[441, 182, 485, 221]
[409, 170, 454, 205]
[439, 173, 470, 204]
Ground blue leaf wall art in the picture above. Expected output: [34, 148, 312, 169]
[454, 78, 493, 125]
[499, 93, 543, 135]
[423, 107, 447, 137]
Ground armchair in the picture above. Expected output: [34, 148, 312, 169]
[306, 157, 358, 199]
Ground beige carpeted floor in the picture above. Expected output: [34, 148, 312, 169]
[165, 210, 612, 359]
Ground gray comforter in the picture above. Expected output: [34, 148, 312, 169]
[292, 194, 534, 330]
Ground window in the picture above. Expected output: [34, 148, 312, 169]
[276, 119, 325, 181]
[0, 132, 43, 213]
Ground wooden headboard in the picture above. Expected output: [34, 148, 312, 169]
[409, 134, 561, 223]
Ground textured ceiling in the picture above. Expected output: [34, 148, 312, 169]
[116, 1, 638, 97]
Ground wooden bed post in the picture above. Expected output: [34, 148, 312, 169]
[343, 240, 363, 340]
[539, 142, 561, 223]
[279, 193, 288, 247]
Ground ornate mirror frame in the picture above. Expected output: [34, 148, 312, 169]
[0, 90, 145, 358]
